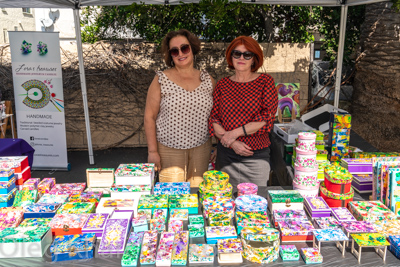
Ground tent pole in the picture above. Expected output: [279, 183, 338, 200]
[73, 8, 95, 165]
[334, 4, 348, 108]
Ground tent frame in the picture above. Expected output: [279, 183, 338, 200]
[0, 0, 388, 164]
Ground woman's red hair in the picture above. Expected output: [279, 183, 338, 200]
[226, 36, 264, 72]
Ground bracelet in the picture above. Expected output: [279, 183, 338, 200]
[242, 125, 247, 136]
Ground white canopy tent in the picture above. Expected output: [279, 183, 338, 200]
[0, 0, 388, 164]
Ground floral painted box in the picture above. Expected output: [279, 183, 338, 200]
[314, 217, 341, 229]
[372, 220, 400, 237]
[49, 214, 89, 236]
[114, 163, 155, 186]
[280, 245, 300, 261]
[348, 201, 396, 221]
[0, 169, 14, 182]
[23, 203, 61, 218]
[154, 182, 190, 195]
[300, 247, 323, 264]
[50, 233, 96, 261]
[0, 156, 28, 173]
[304, 197, 331, 218]
[171, 231, 189, 265]
[96, 198, 135, 214]
[278, 219, 315, 242]
[0, 225, 52, 258]
[205, 226, 237, 244]
[313, 228, 348, 242]
[19, 218, 52, 227]
[331, 207, 357, 222]
[156, 231, 175, 266]
[98, 218, 130, 254]
[138, 195, 168, 210]
[189, 244, 214, 264]
[37, 194, 69, 205]
[267, 190, 304, 212]
[341, 221, 376, 235]
[0, 177, 15, 194]
[139, 230, 158, 265]
[121, 231, 144, 267]
[273, 209, 308, 227]
[168, 194, 198, 214]
[56, 202, 96, 214]
[82, 213, 109, 238]
[217, 238, 243, 264]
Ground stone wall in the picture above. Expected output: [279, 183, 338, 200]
[352, 3, 400, 152]
[0, 41, 310, 149]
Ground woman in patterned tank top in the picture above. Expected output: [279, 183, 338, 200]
[209, 36, 278, 191]
[144, 29, 216, 187]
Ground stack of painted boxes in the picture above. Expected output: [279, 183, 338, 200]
[0, 169, 16, 207]
[0, 156, 31, 189]
[328, 112, 351, 162]
[113, 163, 155, 213]
[341, 158, 373, 194]
[320, 164, 354, 207]
[199, 171, 232, 203]
[292, 132, 320, 197]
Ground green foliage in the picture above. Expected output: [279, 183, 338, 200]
[392, 0, 400, 12]
[81, 1, 366, 65]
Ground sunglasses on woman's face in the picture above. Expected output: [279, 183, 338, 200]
[169, 44, 191, 58]
[231, 50, 254, 60]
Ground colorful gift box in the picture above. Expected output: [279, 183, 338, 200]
[237, 222, 271, 235]
[152, 208, 168, 221]
[314, 217, 341, 229]
[279, 245, 300, 261]
[328, 113, 351, 162]
[23, 203, 61, 218]
[98, 218, 130, 254]
[273, 209, 308, 227]
[188, 224, 205, 238]
[236, 194, 268, 213]
[0, 156, 28, 173]
[352, 174, 373, 193]
[198, 181, 233, 203]
[49, 183, 86, 196]
[240, 227, 280, 263]
[96, 198, 135, 214]
[341, 158, 372, 173]
[0, 169, 14, 181]
[68, 192, 102, 206]
[324, 164, 353, 194]
[139, 230, 158, 265]
[320, 181, 354, 207]
[170, 209, 189, 221]
[0, 226, 52, 258]
[267, 190, 303, 212]
[37, 193, 69, 204]
[14, 166, 31, 185]
[49, 214, 89, 236]
[348, 201, 396, 221]
[168, 194, 198, 214]
[86, 168, 114, 188]
[203, 170, 230, 190]
[22, 178, 40, 191]
[0, 207, 24, 230]
[156, 231, 175, 266]
[331, 207, 357, 222]
[137, 209, 152, 220]
[188, 244, 214, 264]
[138, 195, 168, 210]
[171, 231, 189, 265]
[0, 187, 17, 207]
[217, 238, 243, 264]
[13, 188, 38, 207]
[150, 219, 165, 232]
[300, 247, 323, 264]
[85, 187, 110, 198]
[278, 219, 315, 242]
[154, 182, 190, 195]
[188, 215, 204, 226]
[121, 231, 144, 267]
[131, 217, 148, 232]
[372, 220, 400, 237]
[208, 211, 232, 226]
[304, 197, 331, 218]
[388, 235, 400, 259]
[205, 226, 237, 244]
[19, 218, 52, 227]
[50, 233, 96, 261]
[168, 219, 183, 233]
[82, 213, 109, 238]
[0, 176, 15, 194]
[203, 196, 234, 218]
[56, 202, 95, 214]
[37, 178, 56, 195]
[114, 163, 155, 186]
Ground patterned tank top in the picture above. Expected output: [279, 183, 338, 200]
[156, 70, 213, 149]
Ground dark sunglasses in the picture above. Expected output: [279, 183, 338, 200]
[169, 44, 191, 58]
[231, 50, 254, 60]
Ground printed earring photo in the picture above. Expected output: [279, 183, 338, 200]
[37, 41, 48, 55]
[20, 40, 32, 54]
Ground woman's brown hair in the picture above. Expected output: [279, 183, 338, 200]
[161, 29, 201, 67]
[226, 36, 264, 72]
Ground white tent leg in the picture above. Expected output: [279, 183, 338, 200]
[334, 5, 348, 108]
[73, 8, 95, 164]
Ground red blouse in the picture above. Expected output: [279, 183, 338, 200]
[209, 73, 278, 150]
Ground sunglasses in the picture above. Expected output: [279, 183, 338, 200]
[231, 50, 254, 60]
[169, 44, 191, 58]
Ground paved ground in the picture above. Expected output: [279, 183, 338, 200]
[31, 147, 148, 183]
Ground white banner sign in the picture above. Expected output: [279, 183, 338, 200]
[9, 32, 68, 169]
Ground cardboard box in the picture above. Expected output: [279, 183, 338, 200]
[301, 104, 346, 132]
[86, 168, 114, 188]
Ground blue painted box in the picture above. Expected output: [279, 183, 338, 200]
[50, 233, 96, 261]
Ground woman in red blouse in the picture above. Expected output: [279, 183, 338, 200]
[209, 36, 278, 190]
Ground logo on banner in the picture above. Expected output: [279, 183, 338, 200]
[18, 79, 63, 111]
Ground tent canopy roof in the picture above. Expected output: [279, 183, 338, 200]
[0, 0, 388, 8]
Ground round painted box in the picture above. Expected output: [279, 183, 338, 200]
[294, 166, 318, 187]
[297, 132, 317, 152]
[320, 181, 354, 208]
[203, 170, 229, 191]
[323, 165, 353, 194]
[294, 148, 318, 171]
[292, 180, 320, 197]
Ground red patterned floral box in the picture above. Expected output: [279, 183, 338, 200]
[49, 214, 89, 236]
[0, 156, 28, 173]
[278, 219, 315, 242]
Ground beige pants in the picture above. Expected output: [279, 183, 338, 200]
[158, 138, 212, 187]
